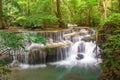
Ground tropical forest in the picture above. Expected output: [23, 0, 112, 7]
[0, 0, 120, 80]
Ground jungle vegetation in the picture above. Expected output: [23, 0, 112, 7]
[0, 0, 120, 80]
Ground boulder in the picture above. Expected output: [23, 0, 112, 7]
[46, 41, 71, 48]
[81, 35, 95, 42]
[76, 54, 84, 60]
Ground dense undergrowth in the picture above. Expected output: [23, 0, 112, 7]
[99, 13, 120, 80]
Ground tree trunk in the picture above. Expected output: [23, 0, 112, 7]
[0, 0, 3, 29]
[27, 0, 30, 16]
[56, 0, 65, 28]
[86, 8, 91, 26]
[103, 0, 108, 19]
[50, 0, 54, 15]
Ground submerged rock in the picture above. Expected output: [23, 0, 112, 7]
[76, 54, 84, 60]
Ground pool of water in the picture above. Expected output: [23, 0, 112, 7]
[10, 65, 101, 80]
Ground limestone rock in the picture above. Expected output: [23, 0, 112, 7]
[82, 35, 95, 42]
[46, 41, 71, 48]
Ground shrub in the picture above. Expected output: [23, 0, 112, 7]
[105, 13, 120, 27]
[27, 34, 47, 45]
[13, 14, 58, 28]
[99, 13, 120, 80]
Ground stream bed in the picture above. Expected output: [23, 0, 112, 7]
[10, 65, 101, 80]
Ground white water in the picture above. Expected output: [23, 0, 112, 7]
[18, 28, 102, 68]
[19, 64, 47, 69]
[49, 29, 102, 68]
[50, 42, 101, 68]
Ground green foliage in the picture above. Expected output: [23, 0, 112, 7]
[0, 57, 11, 80]
[63, 0, 100, 26]
[99, 13, 120, 80]
[2, 0, 20, 25]
[108, 0, 120, 13]
[27, 34, 47, 45]
[0, 31, 24, 80]
[13, 14, 58, 27]
[105, 13, 120, 27]
[0, 32, 24, 51]
[103, 35, 120, 48]
[0, 31, 47, 50]
[100, 34, 120, 80]
[2, 0, 120, 28]
[0, 60, 11, 80]
[41, 15, 58, 25]
[2, 0, 102, 27]
[0, 65, 11, 80]
[84, 0, 98, 7]
[12, 16, 27, 26]
[2, 0, 58, 27]
[0, 32, 47, 80]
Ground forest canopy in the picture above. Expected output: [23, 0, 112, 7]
[0, 0, 120, 29]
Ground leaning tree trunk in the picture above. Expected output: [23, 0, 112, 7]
[103, 0, 108, 19]
[86, 7, 91, 26]
[50, 0, 54, 15]
[0, 0, 3, 29]
[26, 0, 30, 16]
[56, 0, 65, 28]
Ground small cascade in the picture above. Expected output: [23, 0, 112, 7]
[8, 28, 102, 68]
[16, 43, 46, 65]
[50, 28, 102, 67]
[13, 29, 73, 66]
[78, 42, 85, 53]
[46, 46, 70, 62]
[38, 31, 64, 42]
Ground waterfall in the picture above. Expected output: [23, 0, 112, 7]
[10, 28, 101, 68]
[49, 28, 102, 67]
[13, 30, 72, 67]
[78, 42, 85, 53]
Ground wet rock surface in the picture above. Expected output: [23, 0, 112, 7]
[76, 54, 84, 60]
[81, 35, 95, 42]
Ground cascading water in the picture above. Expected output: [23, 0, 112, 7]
[12, 30, 72, 68]
[9, 28, 102, 80]
[10, 28, 101, 69]
[49, 28, 101, 68]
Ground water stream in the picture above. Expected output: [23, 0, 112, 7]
[10, 65, 101, 80]
[10, 28, 102, 80]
